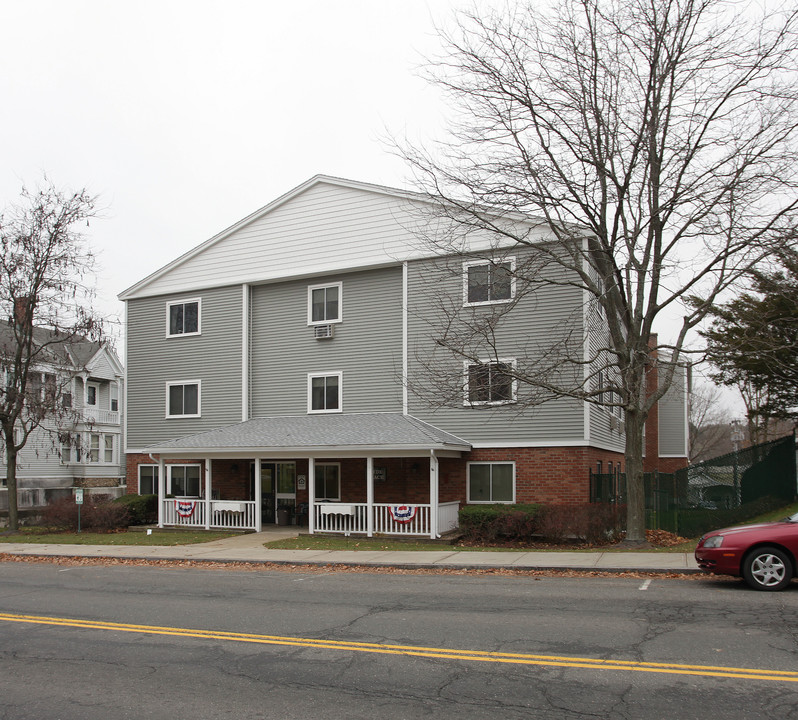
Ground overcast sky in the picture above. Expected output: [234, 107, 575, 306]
[0, 0, 743, 416]
[0, 0, 472, 334]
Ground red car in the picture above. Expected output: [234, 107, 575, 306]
[694, 511, 798, 591]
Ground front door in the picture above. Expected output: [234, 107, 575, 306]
[250, 463, 276, 523]
[250, 462, 296, 524]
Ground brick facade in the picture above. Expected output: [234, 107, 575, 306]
[126, 446, 628, 508]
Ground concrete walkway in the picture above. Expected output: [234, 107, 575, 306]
[0, 528, 701, 573]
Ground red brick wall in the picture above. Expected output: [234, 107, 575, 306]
[128, 445, 686, 509]
[655, 457, 689, 473]
[466, 447, 624, 505]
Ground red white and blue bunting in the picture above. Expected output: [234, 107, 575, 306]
[389, 505, 417, 524]
[175, 500, 196, 518]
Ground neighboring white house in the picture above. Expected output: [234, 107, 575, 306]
[119, 175, 688, 536]
[0, 324, 125, 517]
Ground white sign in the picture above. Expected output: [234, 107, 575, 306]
[75, 488, 84, 505]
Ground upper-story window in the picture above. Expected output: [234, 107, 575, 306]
[110, 383, 119, 412]
[308, 282, 342, 325]
[463, 259, 515, 305]
[167, 299, 201, 337]
[465, 360, 516, 405]
[166, 381, 201, 418]
[308, 372, 342, 413]
[86, 382, 99, 406]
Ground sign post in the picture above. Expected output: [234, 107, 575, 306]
[75, 488, 84, 533]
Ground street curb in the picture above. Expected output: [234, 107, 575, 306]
[0, 551, 705, 575]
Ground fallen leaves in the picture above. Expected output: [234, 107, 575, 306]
[0, 552, 720, 581]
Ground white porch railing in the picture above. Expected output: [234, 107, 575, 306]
[161, 499, 257, 530]
[437, 501, 460, 534]
[314, 501, 461, 537]
[81, 408, 120, 425]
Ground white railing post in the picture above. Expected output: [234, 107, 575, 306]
[430, 451, 439, 539]
[157, 456, 166, 528]
[366, 456, 374, 538]
[204, 459, 211, 530]
[255, 459, 262, 530]
[308, 458, 316, 535]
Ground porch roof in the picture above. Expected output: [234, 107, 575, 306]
[144, 413, 471, 459]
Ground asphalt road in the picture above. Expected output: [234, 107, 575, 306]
[0, 561, 796, 720]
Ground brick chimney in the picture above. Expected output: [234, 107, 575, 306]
[12, 296, 33, 330]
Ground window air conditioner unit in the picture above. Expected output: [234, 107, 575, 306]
[314, 324, 334, 339]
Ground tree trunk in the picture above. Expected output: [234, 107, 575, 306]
[6, 440, 18, 532]
[624, 410, 647, 544]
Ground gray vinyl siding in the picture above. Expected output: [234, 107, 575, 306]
[406, 255, 586, 445]
[589, 404, 625, 451]
[659, 364, 689, 456]
[0, 425, 124, 482]
[89, 353, 117, 380]
[126, 285, 243, 448]
[250, 267, 403, 416]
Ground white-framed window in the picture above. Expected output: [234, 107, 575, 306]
[86, 382, 99, 406]
[315, 463, 341, 501]
[110, 383, 119, 412]
[88, 433, 100, 462]
[307, 282, 342, 325]
[60, 433, 74, 464]
[465, 360, 516, 405]
[168, 464, 201, 497]
[463, 258, 515, 306]
[166, 298, 201, 337]
[166, 381, 201, 418]
[139, 464, 159, 495]
[104, 435, 114, 463]
[308, 372, 342, 413]
[467, 462, 515, 503]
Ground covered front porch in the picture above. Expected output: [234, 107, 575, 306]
[144, 413, 470, 539]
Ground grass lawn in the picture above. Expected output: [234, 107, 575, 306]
[0, 528, 241, 546]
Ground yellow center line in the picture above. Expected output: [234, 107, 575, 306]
[1, 611, 796, 683]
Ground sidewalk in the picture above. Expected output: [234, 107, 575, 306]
[0, 530, 701, 573]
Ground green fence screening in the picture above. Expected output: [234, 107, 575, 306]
[590, 433, 796, 534]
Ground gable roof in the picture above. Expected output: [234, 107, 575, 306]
[0, 321, 122, 375]
[119, 174, 554, 301]
[144, 412, 471, 458]
[118, 175, 432, 301]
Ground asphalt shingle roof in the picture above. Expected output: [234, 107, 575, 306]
[147, 413, 471, 456]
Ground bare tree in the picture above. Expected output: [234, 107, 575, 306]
[401, 0, 798, 542]
[688, 382, 731, 462]
[0, 182, 103, 532]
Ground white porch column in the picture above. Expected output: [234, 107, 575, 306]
[204, 459, 212, 529]
[366, 456, 374, 538]
[430, 450, 439, 539]
[157, 457, 166, 528]
[308, 458, 315, 535]
[254, 458, 262, 530]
